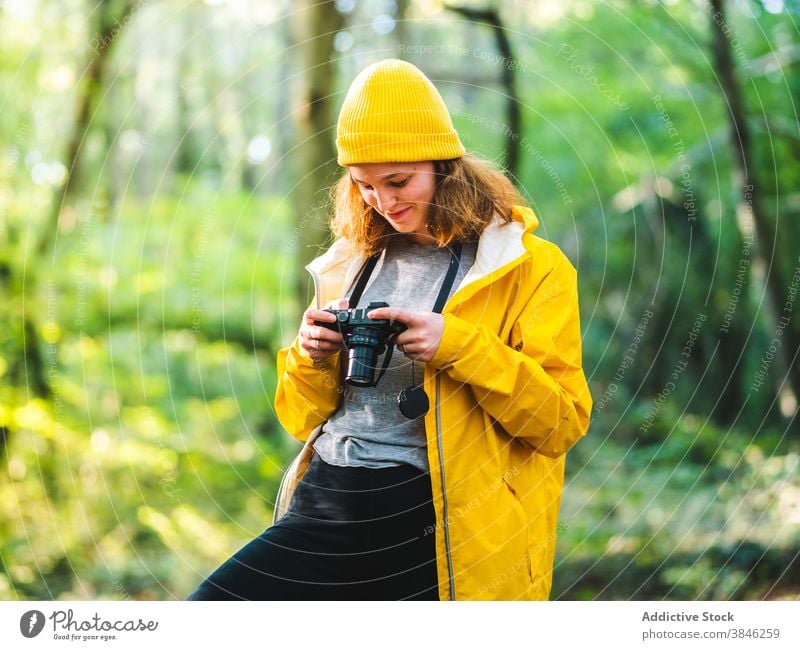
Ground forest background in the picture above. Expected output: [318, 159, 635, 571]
[1, 0, 799, 600]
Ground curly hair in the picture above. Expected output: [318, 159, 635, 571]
[329, 154, 526, 257]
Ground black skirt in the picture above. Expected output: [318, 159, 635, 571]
[187, 453, 439, 600]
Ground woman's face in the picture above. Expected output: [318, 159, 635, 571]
[348, 161, 437, 244]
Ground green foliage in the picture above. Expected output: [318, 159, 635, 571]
[557, 417, 800, 599]
[0, 185, 301, 599]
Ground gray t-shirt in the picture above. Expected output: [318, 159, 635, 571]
[313, 235, 477, 474]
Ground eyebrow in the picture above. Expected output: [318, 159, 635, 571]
[349, 172, 408, 184]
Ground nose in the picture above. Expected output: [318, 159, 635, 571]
[372, 186, 397, 214]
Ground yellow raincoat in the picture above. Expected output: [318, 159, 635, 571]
[275, 205, 592, 600]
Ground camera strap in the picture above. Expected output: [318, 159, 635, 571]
[432, 241, 463, 314]
[347, 241, 463, 311]
[346, 241, 463, 392]
[347, 255, 380, 309]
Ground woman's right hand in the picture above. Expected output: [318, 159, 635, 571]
[298, 298, 349, 361]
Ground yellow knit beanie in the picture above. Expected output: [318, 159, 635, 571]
[336, 59, 465, 165]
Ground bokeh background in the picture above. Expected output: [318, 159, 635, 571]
[1, 0, 799, 600]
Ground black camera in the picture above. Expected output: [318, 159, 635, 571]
[314, 301, 406, 387]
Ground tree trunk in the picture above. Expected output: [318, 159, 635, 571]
[291, 0, 345, 310]
[38, 0, 137, 256]
[174, 5, 204, 179]
[5, 0, 138, 419]
[394, 0, 411, 51]
[274, 7, 297, 196]
[444, 3, 520, 179]
[7, 0, 137, 414]
[708, 0, 800, 411]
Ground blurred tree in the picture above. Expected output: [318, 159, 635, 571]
[2, 0, 138, 415]
[444, 2, 521, 179]
[291, 0, 346, 309]
[40, 0, 138, 252]
[174, 4, 206, 182]
[709, 0, 800, 408]
[395, 0, 412, 48]
[0, 0, 140, 466]
[274, 8, 298, 195]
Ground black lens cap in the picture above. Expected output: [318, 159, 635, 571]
[397, 385, 429, 419]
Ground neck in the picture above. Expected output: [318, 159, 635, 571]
[407, 231, 437, 246]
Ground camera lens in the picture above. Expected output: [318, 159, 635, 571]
[345, 328, 383, 386]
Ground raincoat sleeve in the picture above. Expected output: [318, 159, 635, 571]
[274, 313, 343, 444]
[429, 250, 591, 458]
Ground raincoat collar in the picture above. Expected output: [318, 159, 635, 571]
[306, 205, 539, 307]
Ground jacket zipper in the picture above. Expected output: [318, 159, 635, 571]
[435, 371, 456, 600]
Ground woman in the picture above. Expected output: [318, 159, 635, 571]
[188, 59, 592, 601]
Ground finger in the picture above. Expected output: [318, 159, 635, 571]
[302, 338, 335, 356]
[305, 326, 342, 344]
[303, 323, 331, 340]
[308, 299, 348, 322]
[313, 335, 340, 349]
[367, 307, 414, 324]
[306, 308, 338, 323]
[395, 334, 413, 348]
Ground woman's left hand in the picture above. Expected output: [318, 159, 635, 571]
[367, 306, 444, 363]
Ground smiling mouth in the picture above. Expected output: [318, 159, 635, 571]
[387, 207, 411, 218]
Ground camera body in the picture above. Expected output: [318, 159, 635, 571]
[314, 301, 406, 387]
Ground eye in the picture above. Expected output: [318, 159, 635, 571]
[389, 179, 409, 187]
